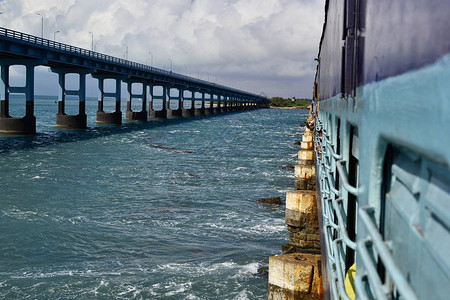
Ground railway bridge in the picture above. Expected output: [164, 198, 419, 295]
[0, 27, 266, 134]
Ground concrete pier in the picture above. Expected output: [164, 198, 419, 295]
[94, 74, 123, 125]
[268, 253, 322, 300]
[150, 108, 167, 119]
[125, 81, 148, 122]
[52, 68, 91, 129]
[149, 85, 168, 119]
[56, 101, 87, 129]
[193, 92, 206, 116]
[167, 107, 182, 118]
[181, 108, 195, 117]
[166, 88, 183, 118]
[214, 101, 222, 114]
[194, 104, 206, 116]
[268, 124, 322, 299]
[0, 61, 37, 134]
[205, 101, 214, 115]
[0, 111, 36, 134]
[222, 102, 229, 112]
[181, 90, 195, 117]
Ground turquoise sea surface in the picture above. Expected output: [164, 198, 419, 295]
[0, 98, 307, 299]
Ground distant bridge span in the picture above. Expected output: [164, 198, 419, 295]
[0, 27, 266, 134]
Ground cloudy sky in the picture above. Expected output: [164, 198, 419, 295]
[0, 0, 324, 98]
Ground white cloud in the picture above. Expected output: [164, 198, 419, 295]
[0, 0, 324, 98]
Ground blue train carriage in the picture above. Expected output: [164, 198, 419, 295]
[313, 0, 450, 299]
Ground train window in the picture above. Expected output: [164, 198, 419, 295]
[341, 0, 359, 99]
[346, 125, 359, 270]
[342, 0, 348, 40]
[340, 46, 346, 98]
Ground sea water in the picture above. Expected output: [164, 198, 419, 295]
[0, 97, 307, 299]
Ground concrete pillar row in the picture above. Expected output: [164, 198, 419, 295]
[0, 59, 39, 134]
[51, 68, 93, 129]
[149, 84, 168, 119]
[92, 74, 124, 125]
[125, 80, 148, 122]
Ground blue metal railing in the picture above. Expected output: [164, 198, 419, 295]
[0, 27, 263, 100]
[314, 116, 418, 300]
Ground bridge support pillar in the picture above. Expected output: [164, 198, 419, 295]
[0, 60, 38, 134]
[51, 68, 91, 129]
[214, 100, 222, 114]
[167, 87, 182, 118]
[182, 90, 195, 117]
[125, 81, 148, 122]
[205, 94, 214, 115]
[194, 92, 206, 116]
[93, 74, 123, 125]
[221, 97, 228, 112]
[227, 101, 232, 112]
[149, 85, 168, 119]
[205, 101, 214, 115]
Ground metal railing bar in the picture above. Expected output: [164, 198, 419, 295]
[325, 201, 339, 230]
[332, 239, 353, 300]
[359, 206, 419, 300]
[336, 160, 359, 196]
[324, 225, 336, 264]
[331, 197, 357, 250]
[327, 262, 340, 300]
[358, 239, 388, 300]
[326, 170, 340, 195]
[354, 274, 370, 300]
[327, 143, 342, 160]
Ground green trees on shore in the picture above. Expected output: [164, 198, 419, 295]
[269, 97, 311, 108]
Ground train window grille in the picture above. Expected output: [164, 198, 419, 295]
[313, 117, 441, 300]
[355, 144, 449, 300]
[315, 118, 359, 300]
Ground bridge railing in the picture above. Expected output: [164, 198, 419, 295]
[0, 27, 261, 100]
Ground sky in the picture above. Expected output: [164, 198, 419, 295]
[0, 0, 325, 98]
